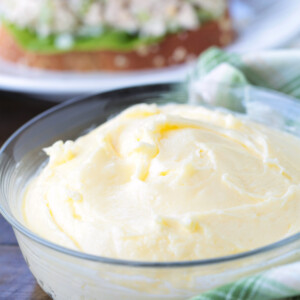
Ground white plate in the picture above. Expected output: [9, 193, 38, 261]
[0, 58, 189, 100]
[0, 0, 300, 100]
[228, 0, 300, 53]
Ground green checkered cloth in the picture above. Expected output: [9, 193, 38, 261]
[187, 48, 300, 133]
[187, 48, 300, 300]
[190, 47, 300, 99]
[191, 261, 300, 300]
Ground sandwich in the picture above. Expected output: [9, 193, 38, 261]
[0, 0, 234, 71]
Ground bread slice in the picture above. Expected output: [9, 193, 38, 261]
[0, 15, 234, 72]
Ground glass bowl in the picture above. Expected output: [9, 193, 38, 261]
[1, 83, 300, 300]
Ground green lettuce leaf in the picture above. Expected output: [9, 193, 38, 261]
[197, 9, 215, 23]
[3, 21, 164, 54]
[2, 8, 216, 54]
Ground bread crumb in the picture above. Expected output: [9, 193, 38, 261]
[218, 18, 232, 32]
[136, 46, 150, 57]
[114, 55, 129, 68]
[153, 55, 165, 67]
[219, 33, 232, 46]
[173, 47, 187, 62]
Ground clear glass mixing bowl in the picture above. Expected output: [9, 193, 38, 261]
[1, 83, 300, 300]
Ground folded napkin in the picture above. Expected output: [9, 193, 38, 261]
[191, 261, 300, 300]
[187, 48, 300, 300]
[189, 47, 300, 99]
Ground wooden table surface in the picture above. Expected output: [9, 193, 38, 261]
[0, 91, 55, 300]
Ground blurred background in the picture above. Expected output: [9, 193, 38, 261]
[1, 0, 300, 103]
[1, 0, 300, 299]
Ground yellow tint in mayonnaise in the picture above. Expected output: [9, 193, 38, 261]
[23, 104, 300, 261]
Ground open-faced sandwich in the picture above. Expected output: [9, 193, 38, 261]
[0, 0, 234, 71]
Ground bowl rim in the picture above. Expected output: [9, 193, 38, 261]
[1, 82, 300, 268]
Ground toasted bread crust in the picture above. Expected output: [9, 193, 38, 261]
[0, 16, 234, 71]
